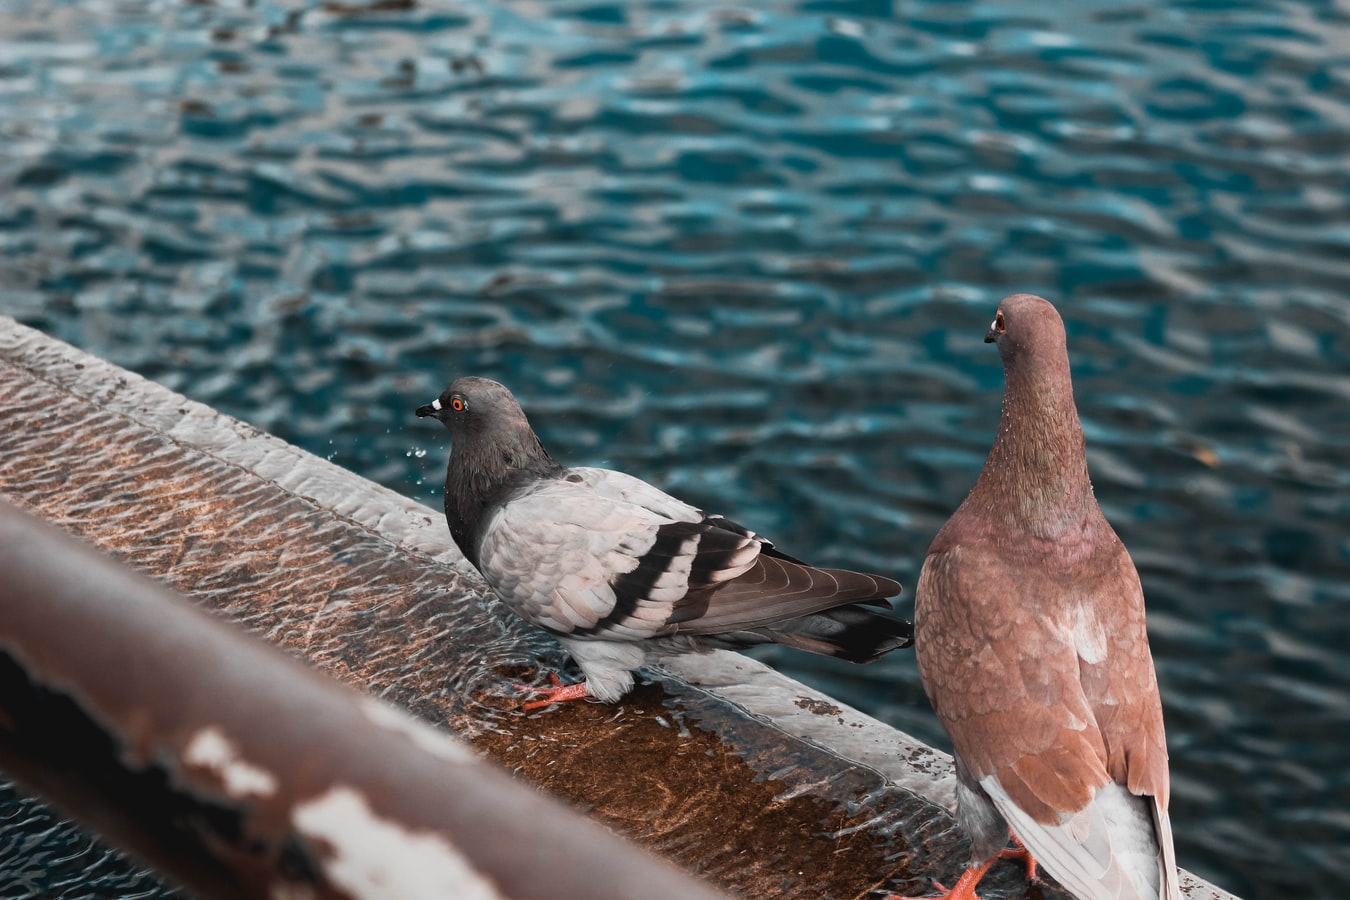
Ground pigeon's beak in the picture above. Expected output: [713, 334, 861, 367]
[415, 402, 442, 420]
[985, 311, 1005, 344]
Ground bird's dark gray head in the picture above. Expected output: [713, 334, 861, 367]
[416, 376, 559, 560]
[983, 293, 1068, 368]
[416, 375, 531, 438]
[415, 375, 557, 474]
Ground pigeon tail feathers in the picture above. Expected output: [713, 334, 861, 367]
[985, 777, 1171, 900]
[762, 603, 914, 663]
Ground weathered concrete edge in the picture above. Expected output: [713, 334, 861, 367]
[0, 318, 455, 564]
[0, 316, 1238, 900]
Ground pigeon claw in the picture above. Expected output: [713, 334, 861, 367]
[884, 828, 1037, 899]
[515, 674, 593, 711]
[999, 835, 1038, 883]
[883, 855, 996, 900]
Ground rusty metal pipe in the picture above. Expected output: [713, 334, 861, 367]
[0, 500, 729, 900]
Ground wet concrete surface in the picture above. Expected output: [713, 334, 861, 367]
[0, 317, 1234, 900]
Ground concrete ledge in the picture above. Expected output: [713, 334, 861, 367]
[0, 316, 1237, 900]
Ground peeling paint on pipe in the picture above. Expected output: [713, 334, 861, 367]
[0, 500, 729, 900]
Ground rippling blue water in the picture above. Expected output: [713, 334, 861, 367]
[3, 1, 1348, 897]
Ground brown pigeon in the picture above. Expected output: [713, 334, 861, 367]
[898, 294, 1180, 900]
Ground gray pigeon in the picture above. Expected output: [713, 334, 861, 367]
[898, 294, 1179, 900]
[416, 376, 911, 709]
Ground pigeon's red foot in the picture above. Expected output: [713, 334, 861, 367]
[515, 673, 593, 711]
[1000, 835, 1038, 883]
[885, 857, 995, 900]
[887, 833, 1039, 900]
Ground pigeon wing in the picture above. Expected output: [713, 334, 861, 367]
[1080, 540, 1172, 809]
[476, 470, 761, 641]
[572, 469, 901, 636]
[669, 554, 900, 635]
[481, 468, 898, 644]
[1004, 536, 1177, 900]
[915, 544, 1112, 816]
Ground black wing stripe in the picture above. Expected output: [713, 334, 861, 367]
[705, 514, 809, 565]
[572, 520, 704, 638]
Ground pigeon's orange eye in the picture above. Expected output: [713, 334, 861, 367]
[450, 397, 466, 412]
[993, 310, 1006, 333]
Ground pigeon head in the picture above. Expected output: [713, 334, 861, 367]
[416, 376, 556, 474]
[983, 292, 1077, 425]
[418, 376, 532, 441]
[983, 292, 1068, 368]
[417, 377, 561, 561]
